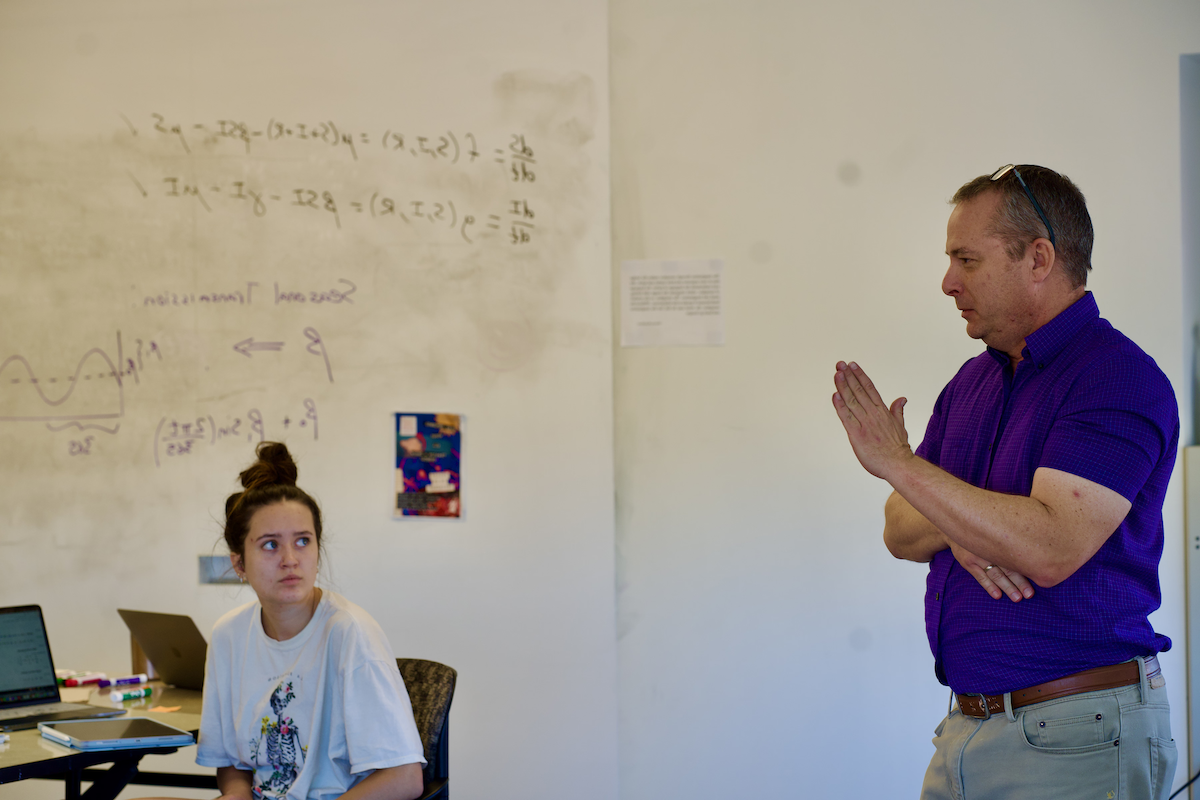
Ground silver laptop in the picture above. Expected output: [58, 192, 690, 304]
[117, 609, 207, 691]
[0, 605, 126, 731]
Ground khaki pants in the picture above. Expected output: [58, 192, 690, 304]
[921, 658, 1176, 800]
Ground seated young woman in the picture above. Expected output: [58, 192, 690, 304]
[195, 441, 426, 800]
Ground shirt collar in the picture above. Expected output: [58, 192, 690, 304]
[986, 291, 1098, 370]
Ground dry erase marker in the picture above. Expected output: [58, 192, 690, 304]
[55, 669, 80, 684]
[98, 674, 148, 688]
[63, 672, 107, 687]
[110, 686, 153, 702]
[56, 669, 98, 685]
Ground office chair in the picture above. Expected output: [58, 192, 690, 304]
[397, 658, 457, 800]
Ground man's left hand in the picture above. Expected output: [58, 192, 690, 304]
[832, 361, 912, 480]
[948, 540, 1035, 602]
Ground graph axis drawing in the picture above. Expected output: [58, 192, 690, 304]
[0, 333, 127, 434]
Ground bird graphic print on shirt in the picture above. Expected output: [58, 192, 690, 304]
[249, 679, 306, 799]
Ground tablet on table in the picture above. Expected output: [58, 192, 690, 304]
[38, 718, 194, 750]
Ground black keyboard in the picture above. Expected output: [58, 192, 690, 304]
[0, 705, 123, 732]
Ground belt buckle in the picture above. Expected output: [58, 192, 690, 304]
[966, 693, 991, 721]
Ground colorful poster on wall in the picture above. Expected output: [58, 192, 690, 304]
[394, 413, 462, 518]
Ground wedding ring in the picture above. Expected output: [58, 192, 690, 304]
[984, 565, 995, 571]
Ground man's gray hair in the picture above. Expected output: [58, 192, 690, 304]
[952, 165, 1094, 288]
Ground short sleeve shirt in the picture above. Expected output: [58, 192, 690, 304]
[196, 591, 426, 800]
[915, 293, 1178, 694]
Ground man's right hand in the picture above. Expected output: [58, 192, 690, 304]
[949, 541, 1035, 602]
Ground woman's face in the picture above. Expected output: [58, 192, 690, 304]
[232, 500, 319, 612]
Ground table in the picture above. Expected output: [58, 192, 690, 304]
[0, 682, 217, 800]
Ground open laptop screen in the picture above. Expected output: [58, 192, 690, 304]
[0, 606, 60, 706]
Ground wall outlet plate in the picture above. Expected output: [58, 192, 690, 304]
[199, 555, 239, 584]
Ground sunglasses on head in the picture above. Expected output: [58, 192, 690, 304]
[990, 164, 1057, 248]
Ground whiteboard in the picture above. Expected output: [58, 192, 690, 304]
[0, 2, 616, 798]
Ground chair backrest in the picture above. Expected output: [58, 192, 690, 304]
[396, 658, 457, 796]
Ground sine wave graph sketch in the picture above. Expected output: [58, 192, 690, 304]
[0, 335, 125, 433]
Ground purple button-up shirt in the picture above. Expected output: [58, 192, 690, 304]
[915, 293, 1178, 694]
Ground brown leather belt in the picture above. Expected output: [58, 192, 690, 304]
[956, 656, 1159, 720]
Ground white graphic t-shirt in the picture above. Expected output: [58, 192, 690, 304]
[197, 592, 425, 800]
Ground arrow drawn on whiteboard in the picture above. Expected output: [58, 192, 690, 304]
[233, 338, 285, 357]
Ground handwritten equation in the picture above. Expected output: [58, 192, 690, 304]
[1, 325, 332, 468]
[139, 113, 537, 181]
[136, 174, 536, 242]
[152, 400, 318, 467]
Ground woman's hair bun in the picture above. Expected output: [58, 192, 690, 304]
[238, 441, 299, 490]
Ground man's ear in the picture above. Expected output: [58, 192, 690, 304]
[1029, 238, 1056, 284]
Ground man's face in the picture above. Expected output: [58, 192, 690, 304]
[942, 191, 1037, 359]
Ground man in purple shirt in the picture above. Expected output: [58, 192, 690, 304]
[832, 165, 1179, 799]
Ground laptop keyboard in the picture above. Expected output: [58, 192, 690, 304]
[0, 702, 118, 731]
[0, 701, 79, 719]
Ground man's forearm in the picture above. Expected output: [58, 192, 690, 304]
[835, 360, 1129, 587]
[885, 484, 1038, 602]
[883, 490, 948, 562]
[884, 455, 1123, 586]
[889, 457, 1034, 569]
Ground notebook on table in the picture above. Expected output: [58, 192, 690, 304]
[116, 609, 207, 691]
[0, 605, 126, 732]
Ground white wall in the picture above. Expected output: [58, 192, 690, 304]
[1, 5, 1197, 800]
[0, 3, 616, 800]
[611, 2, 1200, 797]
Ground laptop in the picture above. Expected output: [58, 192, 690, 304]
[117, 609, 207, 691]
[0, 605, 126, 732]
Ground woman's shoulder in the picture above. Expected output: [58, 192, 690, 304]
[322, 591, 384, 632]
[210, 600, 259, 639]
[320, 592, 394, 656]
